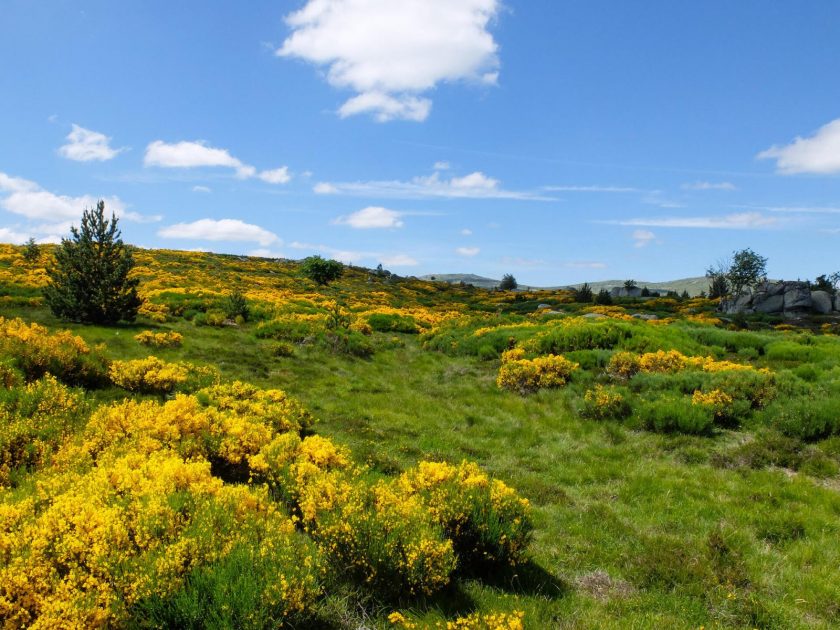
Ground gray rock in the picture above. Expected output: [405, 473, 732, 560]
[811, 291, 833, 314]
[836, 294, 840, 312]
[784, 283, 812, 311]
[582, 312, 607, 319]
[632, 313, 659, 320]
[537, 304, 552, 309]
[753, 293, 785, 314]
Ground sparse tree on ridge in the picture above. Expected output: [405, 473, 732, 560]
[44, 201, 141, 324]
[22, 237, 40, 264]
[574, 283, 593, 303]
[499, 274, 518, 291]
[624, 279, 637, 290]
[301, 255, 344, 286]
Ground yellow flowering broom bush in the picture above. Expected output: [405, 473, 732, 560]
[497, 354, 578, 394]
[0, 376, 87, 486]
[607, 349, 769, 380]
[0, 317, 109, 387]
[134, 330, 183, 348]
[251, 434, 457, 596]
[388, 609, 525, 629]
[0, 451, 323, 628]
[581, 384, 631, 420]
[396, 461, 533, 569]
[108, 356, 218, 394]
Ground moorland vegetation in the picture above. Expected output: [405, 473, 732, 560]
[2, 221, 840, 628]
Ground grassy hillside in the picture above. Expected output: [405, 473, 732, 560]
[2, 243, 840, 628]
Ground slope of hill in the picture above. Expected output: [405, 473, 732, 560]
[2, 243, 840, 629]
[422, 273, 712, 295]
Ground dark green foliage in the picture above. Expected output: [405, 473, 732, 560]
[707, 274, 729, 299]
[813, 272, 839, 294]
[300, 255, 343, 285]
[323, 329, 374, 357]
[367, 313, 418, 333]
[641, 286, 651, 297]
[22, 237, 40, 264]
[222, 289, 249, 322]
[595, 289, 613, 305]
[43, 201, 141, 324]
[624, 279, 637, 290]
[499, 273, 518, 291]
[573, 283, 593, 303]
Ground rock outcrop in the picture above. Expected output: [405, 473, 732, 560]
[721, 281, 839, 316]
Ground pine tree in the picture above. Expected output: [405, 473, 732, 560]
[499, 273, 518, 290]
[44, 201, 141, 324]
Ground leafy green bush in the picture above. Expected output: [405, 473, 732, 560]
[526, 320, 630, 354]
[635, 395, 715, 435]
[770, 398, 840, 440]
[367, 313, 418, 333]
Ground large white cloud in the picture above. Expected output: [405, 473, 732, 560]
[314, 170, 551, 201]
[278, 0, 500, 122]
[158, 219, 280, 246]
[758, 118, 840, 174]
[58, 124, 124, 162]
[0, 171, 157, 244]
[145, 140, 291, 184]
[333, 206, 404, 229]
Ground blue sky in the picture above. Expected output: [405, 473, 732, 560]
[2, 0, 840, 286]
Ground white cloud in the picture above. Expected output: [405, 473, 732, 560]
[0, 227, 29, 245]
[313, 182, 339, 194]
[278, 0, 501, 122]
[763, 205, 840, 214]
[381, 254, 418, 267]
[158, 219, 280, 246]
[258, 166, 292, 184]
[0, 171, 157, 227]
[543, 185, 641, 193]
[434, 161, 451, 171]
[456, 246, 480, 257]
[339, 92, 431, 122]
[460, 228, 473, 236]
[0, 173, 39, 193]
[145, 140, 249, 175]
[758, 118, 840, 174]
[192, 185, 212, 193]
[565, 261, 607, 269]
[145, 140, 291, 184]
[58, 124, 124, 162]
[289, 240, 372, 264]
[314, 170, 550, 201]
[632, 229, 656, 248]
[682, 181, 737, 191]
[333, 206, 404, 229]
[611, 212, 778, 230]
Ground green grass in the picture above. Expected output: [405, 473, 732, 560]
[10, 304, 839, 629]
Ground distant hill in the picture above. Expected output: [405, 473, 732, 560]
[567, 277, 711, 297]
[419, 274, 505, 290]
[421, 273, 712, 296]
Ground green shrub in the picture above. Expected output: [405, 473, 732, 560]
[581, 385, 631, 420]
[766, 340, 819, 363]
[222, 289, 249, 322]
[367, 313, 418, 334]
[254, 318, 314, 342]
[322, 329, 374, 358]
[526, 320, 630, 354]
[635, 395, 715, 435]
[769, 398, 840, 441]
[271, 341, 296, 357]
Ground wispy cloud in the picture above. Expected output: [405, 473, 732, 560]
[543, 185, 641, 193]
[606, 212, 778, 229]
[278, 0, 501, 122]
[59, 124, 125, 162]
[380, 254, 418, 267]
[314, 170, 552, 201]
[456, 246, 480, 257]
[332, 206, 404, 229]
[758, 118, 840, 174]
[632, 229, 656, 248]
[564, 261, 607, 269]
[682, 181, 737, 191]
[145, 140, 291, 184]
